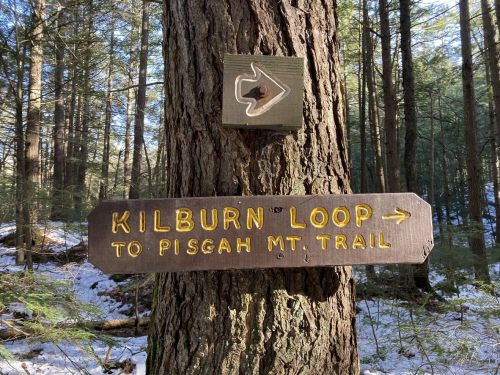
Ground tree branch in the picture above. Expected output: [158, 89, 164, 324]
[111, 81, 163, 92]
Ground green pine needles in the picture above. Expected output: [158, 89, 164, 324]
[0, 270, 116, 362]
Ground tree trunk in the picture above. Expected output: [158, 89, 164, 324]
[123, 47, 135, 199]
[360, 0, 369, 194]
[366, 31, 385, 193]
[401, 0, 419, 195]
[51, 0, 67, 220]
[64, 5, 80, 196]
[146, 1, 359, 374]
[439, 96, 452, 246]
[481, 0, 500, 243]
[74, 0, 93, 219]
[487, 60, 500, 243]
[380, 0, 400, 193]
[14, 7, 26, 264]
[25, 0, 46, 269]
[459, 0, 491, 282]
[99, 17, 115, 201]
[129, 2, 150, 200]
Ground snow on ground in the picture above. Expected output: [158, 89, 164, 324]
[355, 266, 500, 375]
[0, 223, 147, 375]
[1, 222, 500, 374]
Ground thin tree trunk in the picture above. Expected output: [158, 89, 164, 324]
[51, 0, 66, 220]
[401, 0, 419, 194]
[112, 150, 122, 197]
[485, 50, 500, 243]
[74, 0, 93, 219]
[380, 0, 400, 193]
[360, 0, 369, 194]
[366, 29, 385, 193]
[99, 17, 115, 201]
[123, 50, 135, 199]
[481, 0, 500, 243]
[64, 5, 80, 195]
[24, 0, 46, 269]
[14, 3, 26, 264]
[429, 93, 434, 209]
[147, 1, 358, 373]
[129, 2, 150, 199]
[459, 0, 490, 282]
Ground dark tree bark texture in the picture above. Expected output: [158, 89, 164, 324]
[146, 0, 359, 374]
[459, 0, 491, 282]
[129, 2, 150, 200]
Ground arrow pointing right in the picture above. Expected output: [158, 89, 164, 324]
[382, 208, 411, 224]
[234, 62, 291, 117]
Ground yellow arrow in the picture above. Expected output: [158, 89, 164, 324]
[382, 208, 411, 224]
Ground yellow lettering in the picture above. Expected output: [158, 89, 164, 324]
[155, 210, 171, 232]
[128, 241, 142, 257]
[218, 238, 232, 253]
[268, 235, 284, 251]
[286, 236, 301, 250]
[202, 239, 215, 254]
[112, 211, 131, 233]
[201, 209, 218, 230]
[379, 233, 391, 248]
[310, 207, 328, 228]
[335, 235, 347, 249]
[353, 234, 366, 249]
[237, 237, 251, 253]
[159, 239, 171, 256]
[176, 208, 194, 232]
[112, 242, 126, 257]
[224, 207, 241, 229]
[290, 207, 306, 228]
[355, 204, 372, 227]
[187, 239, 199, 255]
[139, 211, 146, 233]
[370, 233, 375, 248]
[247, 207, 263, 229]
[333, 207, 350, 227]
[174, 239, 179, 255]
[316, 234, 331, 250]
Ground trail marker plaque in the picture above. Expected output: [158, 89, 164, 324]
[222, 54, 304, 130]
[88, 193, 433, 274]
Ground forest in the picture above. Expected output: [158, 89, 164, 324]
[1, 0, 500, 373]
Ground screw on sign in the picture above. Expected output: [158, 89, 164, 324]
[88, 193, 433, 274]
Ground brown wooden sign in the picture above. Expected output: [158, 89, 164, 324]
[88, 193, 433, 274]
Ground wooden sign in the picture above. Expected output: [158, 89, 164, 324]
[222, 54, 304, 130]
[88, 193, 433, 274]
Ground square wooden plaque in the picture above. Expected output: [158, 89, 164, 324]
[222, 54, 304, 131]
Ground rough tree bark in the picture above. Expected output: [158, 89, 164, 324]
[379, 0, 400, 193]
[25, 0, 46, 269]
[129, 2, 149, 200]
[51, 0, 66, 220]
[401, 0, 418, 195]
[146, 0, 359, 374]
[459, 0, 491, 282]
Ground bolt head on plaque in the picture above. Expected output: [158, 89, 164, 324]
[222, 54, 304, 130]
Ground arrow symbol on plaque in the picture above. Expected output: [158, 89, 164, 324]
[235, 62, 291, 117]
[382, 208, 411, 224]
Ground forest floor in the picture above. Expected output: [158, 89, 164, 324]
[0, 222, 499, 374]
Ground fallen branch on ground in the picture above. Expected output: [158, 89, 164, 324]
[0, 317, 150, 342]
